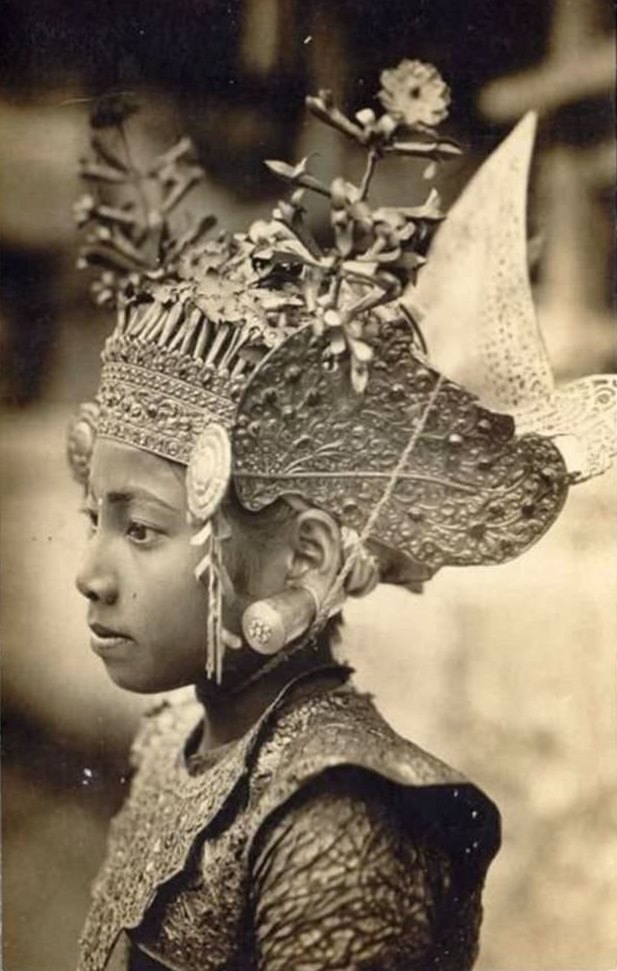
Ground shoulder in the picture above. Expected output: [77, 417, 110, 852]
[252, 765, 451, 895]
[250, 765, 484, 971]
[250, 681, 500, 879]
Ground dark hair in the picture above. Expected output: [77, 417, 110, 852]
[223, 486, 297, 596]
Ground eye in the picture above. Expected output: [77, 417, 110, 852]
[126, 520, 161, 545]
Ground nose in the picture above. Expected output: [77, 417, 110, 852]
[75, 537, 119, 604]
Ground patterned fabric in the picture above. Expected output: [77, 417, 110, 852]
[251, 771, 483, 971]
[78, 667, 500, 971]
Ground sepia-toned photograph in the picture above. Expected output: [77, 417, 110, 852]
[1, 1, 615, 969]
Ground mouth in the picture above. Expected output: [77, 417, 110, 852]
[88, 622, 134, 657]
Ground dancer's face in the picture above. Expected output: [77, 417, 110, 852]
[76, 440, 209, 693]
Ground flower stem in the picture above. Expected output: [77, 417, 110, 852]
[359, 150, 378, 201]
[399, 302, 428, 355]
[119, 123, 150, 238]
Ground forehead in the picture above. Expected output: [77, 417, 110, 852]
[89, 439, 187, 508]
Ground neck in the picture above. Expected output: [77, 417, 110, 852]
[194, 629, 340, 752]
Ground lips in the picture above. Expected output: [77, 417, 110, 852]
[88, 621, 134, 657]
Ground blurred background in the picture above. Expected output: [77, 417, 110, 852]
[1, 0, 615, 968]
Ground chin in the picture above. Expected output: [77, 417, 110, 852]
[102, 659, 195, 695]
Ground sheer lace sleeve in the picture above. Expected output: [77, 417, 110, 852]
[250, 769, 483, 971]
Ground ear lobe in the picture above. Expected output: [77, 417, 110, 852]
[287, 509, 341, 583]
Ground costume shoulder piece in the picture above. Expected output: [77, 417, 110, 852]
[250, 675, 501, 880]
[78, 695, 258, 971]
[78, 671, 498, 971]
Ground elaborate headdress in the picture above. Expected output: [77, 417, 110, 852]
[68, 65, 616, 681]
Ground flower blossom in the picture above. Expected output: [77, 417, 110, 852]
[378, 60, 451, 128]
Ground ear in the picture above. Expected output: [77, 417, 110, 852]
[286, 509, 341, 590]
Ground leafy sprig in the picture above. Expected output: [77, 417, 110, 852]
[75, 95, 210, 306]
[238, 60, 457, 391]
[76, 63, 460, 394]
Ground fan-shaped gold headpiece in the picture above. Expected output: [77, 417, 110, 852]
[67, 64, 614, 679]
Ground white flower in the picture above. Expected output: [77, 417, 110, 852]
[378, 60, 451, 128]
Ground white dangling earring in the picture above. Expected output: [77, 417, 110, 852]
[192, 511, 238, 682]
[206, 524, 224, 682]
[186, 423, 235, 683]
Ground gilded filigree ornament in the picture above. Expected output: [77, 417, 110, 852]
[67, 402, 100, 485]
[415, 112, 617, 484]
[233, 320, 568, 579]
[186, 424, 232, 526]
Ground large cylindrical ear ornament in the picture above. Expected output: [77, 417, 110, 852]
[242, 586, 319, 655]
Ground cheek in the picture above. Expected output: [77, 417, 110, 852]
[141, 545, 207, 638]
[146, 567, 207, 687]
[163, 567, 207, 632]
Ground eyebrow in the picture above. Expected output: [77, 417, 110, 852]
[87, 487, 181, 513]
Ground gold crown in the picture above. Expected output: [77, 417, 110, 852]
[68, 65, 579, 585]
[97, 302, 274, 464]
